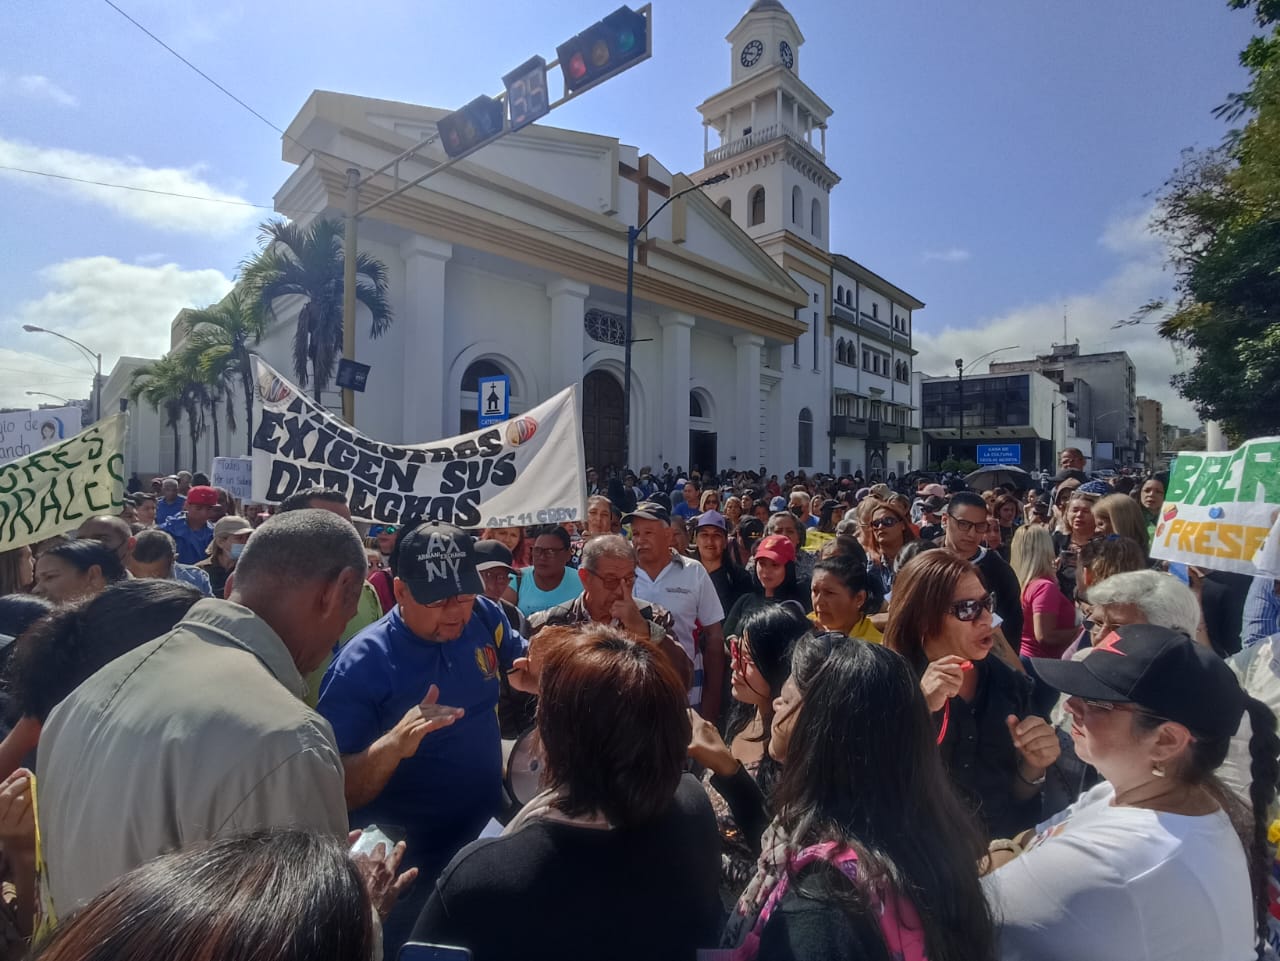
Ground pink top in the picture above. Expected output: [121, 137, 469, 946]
[1020, 576, 1077, 659]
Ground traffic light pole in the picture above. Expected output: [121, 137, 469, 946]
[335, 4, 652, 427]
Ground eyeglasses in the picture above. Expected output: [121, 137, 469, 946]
[1077, 699, 1168, 723]
[584, 569, 636, 592]
[531, 547, 566, 557]
[868, 516, 900, 530]
[948, 593, 996, 622]
[945, 516, 983, 533]
[424, 593, 477, 610]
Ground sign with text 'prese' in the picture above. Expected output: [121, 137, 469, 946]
[0, 414, 127, 551]
[250, 358, 585, 528]
[1149, 437, 1280, 576]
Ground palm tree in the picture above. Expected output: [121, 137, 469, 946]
[180, 289, 267, 454]
[245, 218, 393, 403]
[128, 355, 188, 473]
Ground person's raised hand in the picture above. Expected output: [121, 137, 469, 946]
[609, 577, 649, 639]
[1007, 714, 1060, 775]
[0, 769, 34, 846]
[385, 685, 463, 759]
[920, 655, 967, 713]
[686, 708, 739, 777]
[348, 832, 417, 919]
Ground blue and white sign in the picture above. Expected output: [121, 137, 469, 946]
[976, 443, 1021, 466]
[477, 375, 510, 427]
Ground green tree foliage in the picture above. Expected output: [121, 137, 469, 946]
[179, 288, 268, 455]
[1143, 1, 1280, 439]
[244, 219, 393, 404]
[128, 355, 192, 473]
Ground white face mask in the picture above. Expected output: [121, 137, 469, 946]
[229, 543, 247, 561]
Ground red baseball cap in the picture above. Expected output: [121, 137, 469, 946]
[755, 534, 796, 566]
[186, 485, 219, 507]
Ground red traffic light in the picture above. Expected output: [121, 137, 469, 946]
[437, 95, 505, 160]
[556, 5, 650, 95]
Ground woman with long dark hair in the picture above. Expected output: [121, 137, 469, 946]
[809, 553, 883, 643]
[690, 604, 810, 901]
[724, 535, 811, 638]
[884, 551, 1059, 839]
[721, 634, 996, 960]
[30, 541, 125, 605]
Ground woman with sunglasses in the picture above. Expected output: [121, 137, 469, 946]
[689, 604, 810, 902]
[983, 623, 1279, 961]
[717, 632, 996, 961]
[859, 498, 916, 598]
[885, 550, 1059, 839]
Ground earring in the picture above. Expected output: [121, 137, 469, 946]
[1151, 764, 1165, 778]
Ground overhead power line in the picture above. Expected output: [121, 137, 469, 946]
[0, 164, 283, 209]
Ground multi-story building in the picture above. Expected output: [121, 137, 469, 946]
[990, 343, 1137, 467]
[919, 370, 1068, 470]
[1137, 396, 1164, 470]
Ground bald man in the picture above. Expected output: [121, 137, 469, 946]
[76, 515, 135, 565]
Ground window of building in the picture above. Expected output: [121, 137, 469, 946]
[863, 349, 870, 370]
[584, 308, 626, 346]
[689, 392, 704, 418]
[871, 303, 879, 320]
[813, 311, 820, 370]
[810, 198, 821, 237]
[836, 284, 844, 304]
[791, 186, 802, 224]
[798, 408, 813, 466]
[461, 359, 505, 391]
[749, 186, 766, 226]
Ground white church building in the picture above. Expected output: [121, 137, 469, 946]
[130, 0, 922, 481]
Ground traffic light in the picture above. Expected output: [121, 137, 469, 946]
[436, 95, 505, 160]
[556, 5, 650, 96]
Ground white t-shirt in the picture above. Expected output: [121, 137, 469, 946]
[634, 552, 724, 708]
[983, 781, 1256, 961]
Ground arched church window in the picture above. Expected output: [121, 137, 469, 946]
[689, 392, 704, 418]
[749, 186, 766, 226]
[798, 408, 814, 467]
[810, 198, 822, 237]
[461, 359, 505, 392]
[584, 308, 627, 346]
[791, 186, 803, 224]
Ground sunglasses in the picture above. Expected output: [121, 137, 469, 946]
[948, 593, 996, 622]
[868, 516, 900, 530]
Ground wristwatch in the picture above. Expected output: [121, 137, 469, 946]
[1017, 766, 1047, 787]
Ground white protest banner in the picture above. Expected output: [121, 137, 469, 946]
[0, 406, 84, 465]
[249, 357, 586, 527]
[211, 456, 253, 501]
[1149, 436, 1280, 577]
[0, 413, 128, 551]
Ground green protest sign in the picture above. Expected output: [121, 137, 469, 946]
[1150, 436, 1280, 576]
[0, 414, 127, 552]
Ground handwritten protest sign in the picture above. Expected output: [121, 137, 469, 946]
[0, 414, 127, 551]
[250, 357, 586, 527]
[211, 456, 253, 501]
[1149, 436, 1280, 577]
[0, 406, 83, 465]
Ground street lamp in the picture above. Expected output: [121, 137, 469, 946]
[954, 346, 1020, 449]
[22, 325, 102, 421]
[623, 171, 730, 469]
[25, 390, 71, 404]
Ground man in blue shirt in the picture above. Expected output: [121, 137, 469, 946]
[318, 522, 523, 956]
[159, 485, 216, 564]
[154, 476, 186, 526]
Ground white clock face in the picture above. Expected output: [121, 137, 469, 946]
[780, 41, 794, 69]
[741, 39, 763, 67]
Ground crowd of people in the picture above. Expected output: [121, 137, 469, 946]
[0, 449, 1277, 960]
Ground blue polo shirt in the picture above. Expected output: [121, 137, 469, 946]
[160, 514, 214, 565]
[154, 495, 185, 526]
[317, 598, 522, 876]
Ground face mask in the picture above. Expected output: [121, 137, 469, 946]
[229, 543, 246, 560]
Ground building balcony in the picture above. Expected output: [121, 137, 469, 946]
[830, 416, 870, 438]
[705, 122, 825, 166]
[903, 427, 922, 445]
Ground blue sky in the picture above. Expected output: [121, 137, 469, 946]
[0, 0, 1259, 425]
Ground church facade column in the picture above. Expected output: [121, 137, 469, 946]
[659, 312, 694, 469]
[545, 278, 589, 396]
[734, 333, 764, 470]
[400, 235, 451, 443]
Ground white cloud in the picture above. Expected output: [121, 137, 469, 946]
[1098, 203, 1161, 256]
[923, 247, 972, 263]
[0, 256, 234, 409]
[0, 136, 258, 236]
[913, 227, 1200, 427]
[1, 74, 79, 108]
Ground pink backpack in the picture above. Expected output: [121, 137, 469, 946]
[734, 842, 929, 961]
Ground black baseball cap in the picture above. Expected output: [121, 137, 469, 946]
[622, 500, 671, 525]
[472, 539, 515, 573]
[1032, 623, 1246, 739]
[396, 522, 484, 605]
